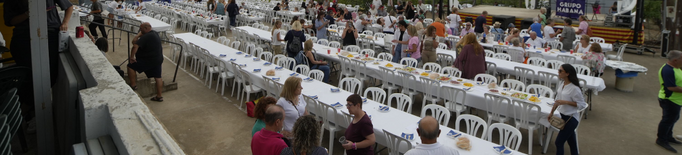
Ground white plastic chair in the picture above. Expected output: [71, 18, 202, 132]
[484, 50, 495, 57]
[573, 64, 591, 76]
[377, 53, 393, 61]
[500, 79, 526, 92]
[338, 56, 356, 81]
[396, 70, 419, 106]
[607, 43, 627, 61]
[422, 63, 442, 73]
[437, 43, 448, 49]
[537, 71, 559, 90]
[487, 123, 523, 151]
[344, 45, 361, 52]
[339, 77, 363, 95]
[527, 57, 547, 67]
[328, 41, 341, 48]
[230, 40, 241, 49]
[379, 66, 400, 100]
[455, 114, 488, 139]
[294, 64, 311, 75]
[436, 53, 455, 67]
[589, 37, 605, 43]
[546, 60, 564, 70]
[363, 87, 387, 104]
[272, 54, 287, 63]
[400, 57, 418, 68]
[441, 67, 462, 78]
[259, 52, 273, 62]
[419, 77, 442, 110]
[237, 70, 265, 111]
[511, 99, 542, 155]
[214, 60, 235, 96]
[547, 41, 563, 50]
[420, 104, 451, 126]
[359, 49, 376, 57]
[557, 55, 576, 64]
[512, 66, 535, 85]
[388, 93, 413, 112]
[493, 53, 511, 61]
[317, 101, 349, 155]
[317, 39, 329, 46]
[484, 93, 511, 125]
[308, 69, 325, 81]
[474, 74, 498, 85]
[382, 129, 413, 155]
[526, 84, 555, 99]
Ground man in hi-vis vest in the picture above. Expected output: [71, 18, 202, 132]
[657, 50, 682, 153]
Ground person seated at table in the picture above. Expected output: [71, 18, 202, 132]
[329, 3, 338, 14]
[574, 34, 591, 54]
[342, 94, 376, 155]
[355, 14, 370, 32]
[343, 7, 353, 20]
[280, 115, 329, 155]
[481, 25, 494, 43]
[509, 38, 526, 63]
[207, 0, 216, 14]
[274, 3, 282, 12]
[491, 22, 505, 42]
[316, 13, 330, 40]
[342, 21, 358, 47]
[548, 64, 587, 155]
[610, 2, 618, 14]
[251, 105, 289, 155]
[415, 21, 425, 38]
[251, 96, 278, 137]
[283, 2, 290, 10]
[290, 16, 300, 25]
[506, 23, 516, 34]
[454, 32, 472, 54]
[460, 22, 474, 37]
[453, 33, 486, 79]
[525, 31, 546, 48]
[277, 76, 309, 140]
[214, 0, 226, 15]
[285, 21, 307, 57]
[377, 6, 387, 16]
[404, 116, 460, 155]
[421, 26, 439, 64]
[505, 28, 522, 43]
[582, 43, 605, 77]
[303, 40, 331, 83]
[134, 0, 145, 13]
[404, 25, 422, 63]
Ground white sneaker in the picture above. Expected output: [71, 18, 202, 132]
[675, 135, 682, 140]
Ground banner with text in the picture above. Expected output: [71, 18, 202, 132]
[556, 0, 585, 19]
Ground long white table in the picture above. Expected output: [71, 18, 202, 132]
[130, 14, 171, 31]
[173, 32, 526, 155]
[236, 26, 606, 92]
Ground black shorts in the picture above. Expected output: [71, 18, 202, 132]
[127, 60, 162, 78]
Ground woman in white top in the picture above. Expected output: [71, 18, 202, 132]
[276, 76, 309, 140]
[382, 12, 397, 34]
[447, 7, 461, 36]
[573, 34, 591, 54]
[508, 38, 526, 63]
[271, 21, 285, 55]
[548, 64, 588, 155]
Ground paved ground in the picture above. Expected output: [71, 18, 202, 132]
[98, 21, 675, 155]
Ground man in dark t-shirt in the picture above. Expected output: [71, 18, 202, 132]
[89, 0, 107, 38]
[128, 22, 165, 102]
[405, 1, 415, 19]
[474, 11, 488, 34]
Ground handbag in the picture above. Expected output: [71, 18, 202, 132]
[549, 116, 571, 130]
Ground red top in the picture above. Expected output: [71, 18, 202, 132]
[344, 113, 374, 155]
[251, 128, 288, 155]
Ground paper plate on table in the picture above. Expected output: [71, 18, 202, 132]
[253, 69, 261, 72]
[493, 145, 513, 155]
[401, 133, 415, 141]
[331, 102, 344, 108]
[446, 130, 463, 139]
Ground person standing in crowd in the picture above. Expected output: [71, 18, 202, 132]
[581, 43, 605, 77]
[207, 0, 216, 13]
[405, 1, 415, 20]
[342, 94, 376, 155]
[430, 19, 447, 37]
[276, 77, 309, 140]
[576, 15, 589, 35]
[284, 21, 306, 57]
[107, 0, 122, 25]
[377, 6, 387, 16]
[354, 14, 370, 32]
[88, 0, 107, 39]
[530, 17, 543, 38]
[280, 115, 329, 155]
[610, 2, 618, 14]
[392, 20, 410, 63]
[460, 22, 474, 37]
[405, 116, 460, 155]
[271, 21, 285, 55]
[539, 7, 547, 26]
[303, 40, 330, 83]
[325, 10, 336, 25]
[316, 13, 329, 40]
[491, 22, 505, 42]
[447, 7, 461, 36]
[525, 31, 545, 48]
[656, 50, 682, 153]
[558, 18, 576, 51]
[226, 0, 239, 26]
[342, 21, 358, 47]
[473, 11, 487, 34]
[404, 25, 422, 63]
[453, 33, 486, 79]
[383, 11, 397, 34]
[543, 19, 556, 43]
[548, 64, 588, 155]
[214, 0, 226, 15]
[574, 35, 591, 54]
[420, 26, 438, 64]
[251, 97, 278, 137]
[127, 23, 164, 102]
[251, 105, 288, 155]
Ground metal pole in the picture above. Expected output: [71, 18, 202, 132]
[28, 0, 55, 154]
[632, 0, 644, 44]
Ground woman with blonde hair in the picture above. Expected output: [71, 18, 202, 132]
[284, 21, 307, 57]
[304, 40, 330, 83]
[272, 21, 285, 55]
[403, 25, 422, 63]
[574, 34, 591, 54]
[276, 76, 309, 140]
[280, 115, 328, 155]
[582, 43, 605, 77]
[453, 33, 486, 79]
[505, 28, 522, 43]
[420, 26, 439, 63]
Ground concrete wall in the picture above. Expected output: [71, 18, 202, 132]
[70, 30, 184, 154]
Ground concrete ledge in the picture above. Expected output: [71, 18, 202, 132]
[72, 30, 184, 154]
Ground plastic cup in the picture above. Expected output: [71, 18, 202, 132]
[339, 136, 348, 144]
[328, 49, 330, 54]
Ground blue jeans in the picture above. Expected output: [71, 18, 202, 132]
[392, 45, 402, 63]
[555, 114, 579, 155]
[658, 99, 681, 143]
[229, 16, 236, 26]
[312, 64, 330, 83]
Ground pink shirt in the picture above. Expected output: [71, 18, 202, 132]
[408, 36, 421, 59]
[251, 128, 288, 155]
[578, 21, 588, 35]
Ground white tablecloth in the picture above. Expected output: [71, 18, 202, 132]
[131, 14, 171, 31]
[174, 32, 527, 155]
[277, 11, 306, 17]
